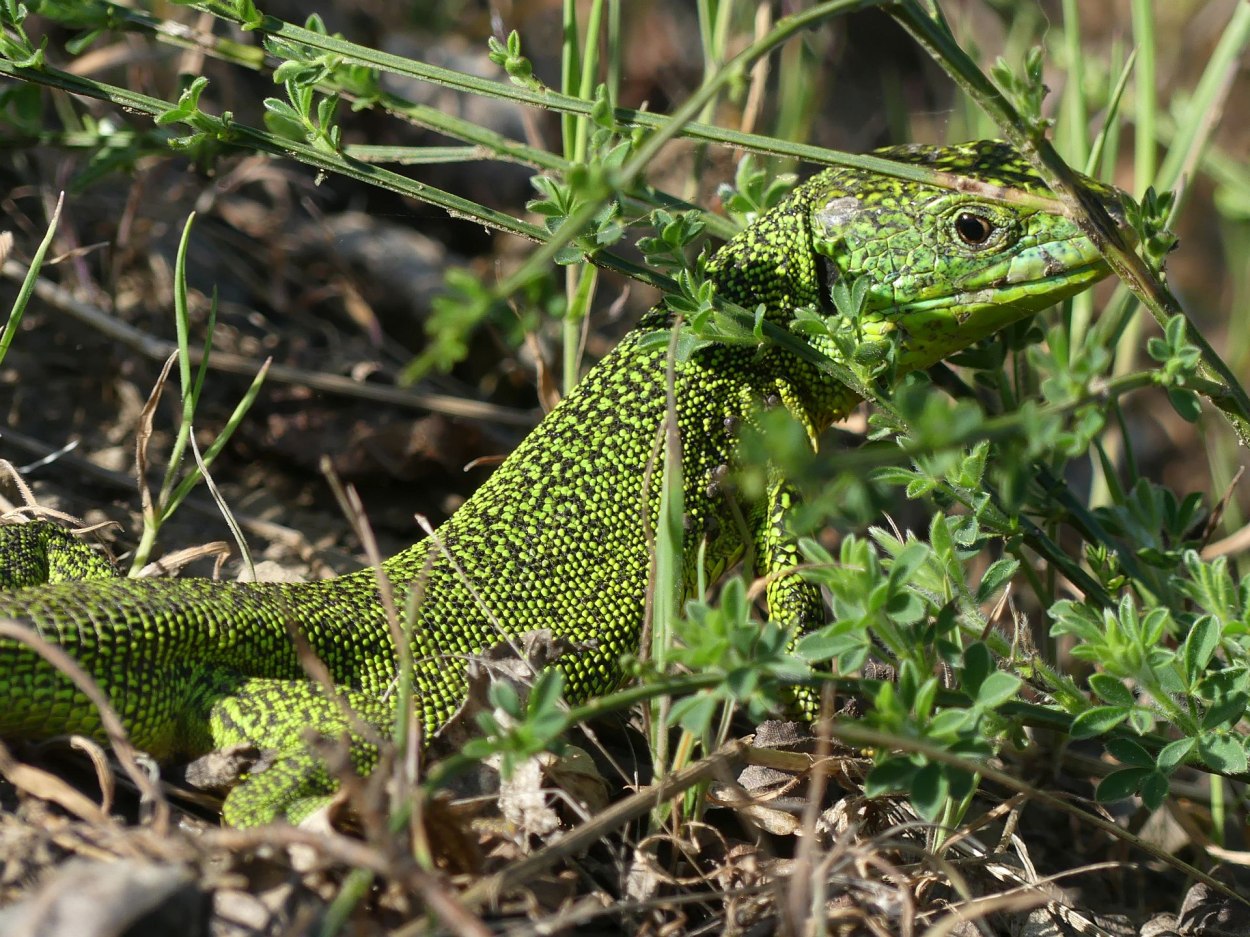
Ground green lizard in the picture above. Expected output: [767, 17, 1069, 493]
[0, 141, 1128, 826]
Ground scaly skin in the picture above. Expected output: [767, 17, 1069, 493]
[0, 142, 1127, 825]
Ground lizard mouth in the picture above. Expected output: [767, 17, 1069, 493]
[876, 236, 1119, 373]
[892, 256, 1110, 318]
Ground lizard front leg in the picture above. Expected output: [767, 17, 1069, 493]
[754, 476, 825, 719]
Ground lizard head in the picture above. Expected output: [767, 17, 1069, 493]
[808, 140, 1132, 373]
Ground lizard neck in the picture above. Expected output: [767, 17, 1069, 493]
[705, 185, 825, 323]
[704, 184, 857, 440]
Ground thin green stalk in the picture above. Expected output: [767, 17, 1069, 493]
[649, 326, 687, 794]
[696, 0, 718, 92]
[0, 193, 61, 368]
[1086, 45, 1134, 179]
[162, 357, 271, 520]
[1109, 0, 1158, 385]
[1211, 217, 1250, 553]
[1130, 0, 1157, 188]
[1058, 0, 1095, 353]
[774, 23, 814, 148]
[343, 144, 491, 164]
[561, 0, 607, 393]
[933, 777, 979, 851]
[699, 0, 736, 119]
[688, 0, 737, 192]
[1059, 0, 1089, 162]
[132, 214, 202, 572]
[157, 214, 200, 512]
[181, 1, 997, 186]
[573, 0, 605, 164]
[319, 872, 372, 937]
[126, 217, 269, 572]
[45, 0, 917, 184]
[1211, 775, 1226, 848]
[606, 0, 622, 100]
[561, 0, 581, 163]
[563, 265, 597, 393]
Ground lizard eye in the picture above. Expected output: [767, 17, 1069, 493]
[954, 212, 995, 246]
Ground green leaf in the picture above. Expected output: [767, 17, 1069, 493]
[1197, 733, 1248, 774]
[906, 477, 938, 499]
[1182, 616, 1220, 686]
[1049, 600, 1108, 644]
[926, 707, 973, 738]
[1088, 673, 1134, 707]
[1096, 766, 1153, 803]
[929, 513, 954, 561]
[975, 557, 1019, 604]
[974, 671, 1022, 709]
[1127, 709, 1156, 734]
[1105, 737, 1153, 768]
[1167, 388, 1201, 422]
[910, 762, 950, 822]
[887, 540, 930, 588]
[488, 681, 521, 718]
[837, 644, 869, 674]
[1156, 737, 1195, 771]
[725, 666, 759, 700]
[155, 76, 209, 126]
[667, 692, 719, 736]
[1071, 705, 1130, 738]
[885, 590, 925, 625]
[1139, 770, 1170, 811]
[795, 628, 859, 663]
[262, 98, 301, 121]
[1201, 690, 1248, 730]
[913, 677, 938, 722]
[871, 467, 921, 487]
[527, 668, 565, 719]
[864, 756, 917, 797]
[946, 765, 977, 802]
[961, 642, 993, 695]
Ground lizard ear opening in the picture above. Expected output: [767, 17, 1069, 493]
[813, 195, 861, 237]
[811, 195, 858, 305]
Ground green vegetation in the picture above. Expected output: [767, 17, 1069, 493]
[1, 0, 1249, 932]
